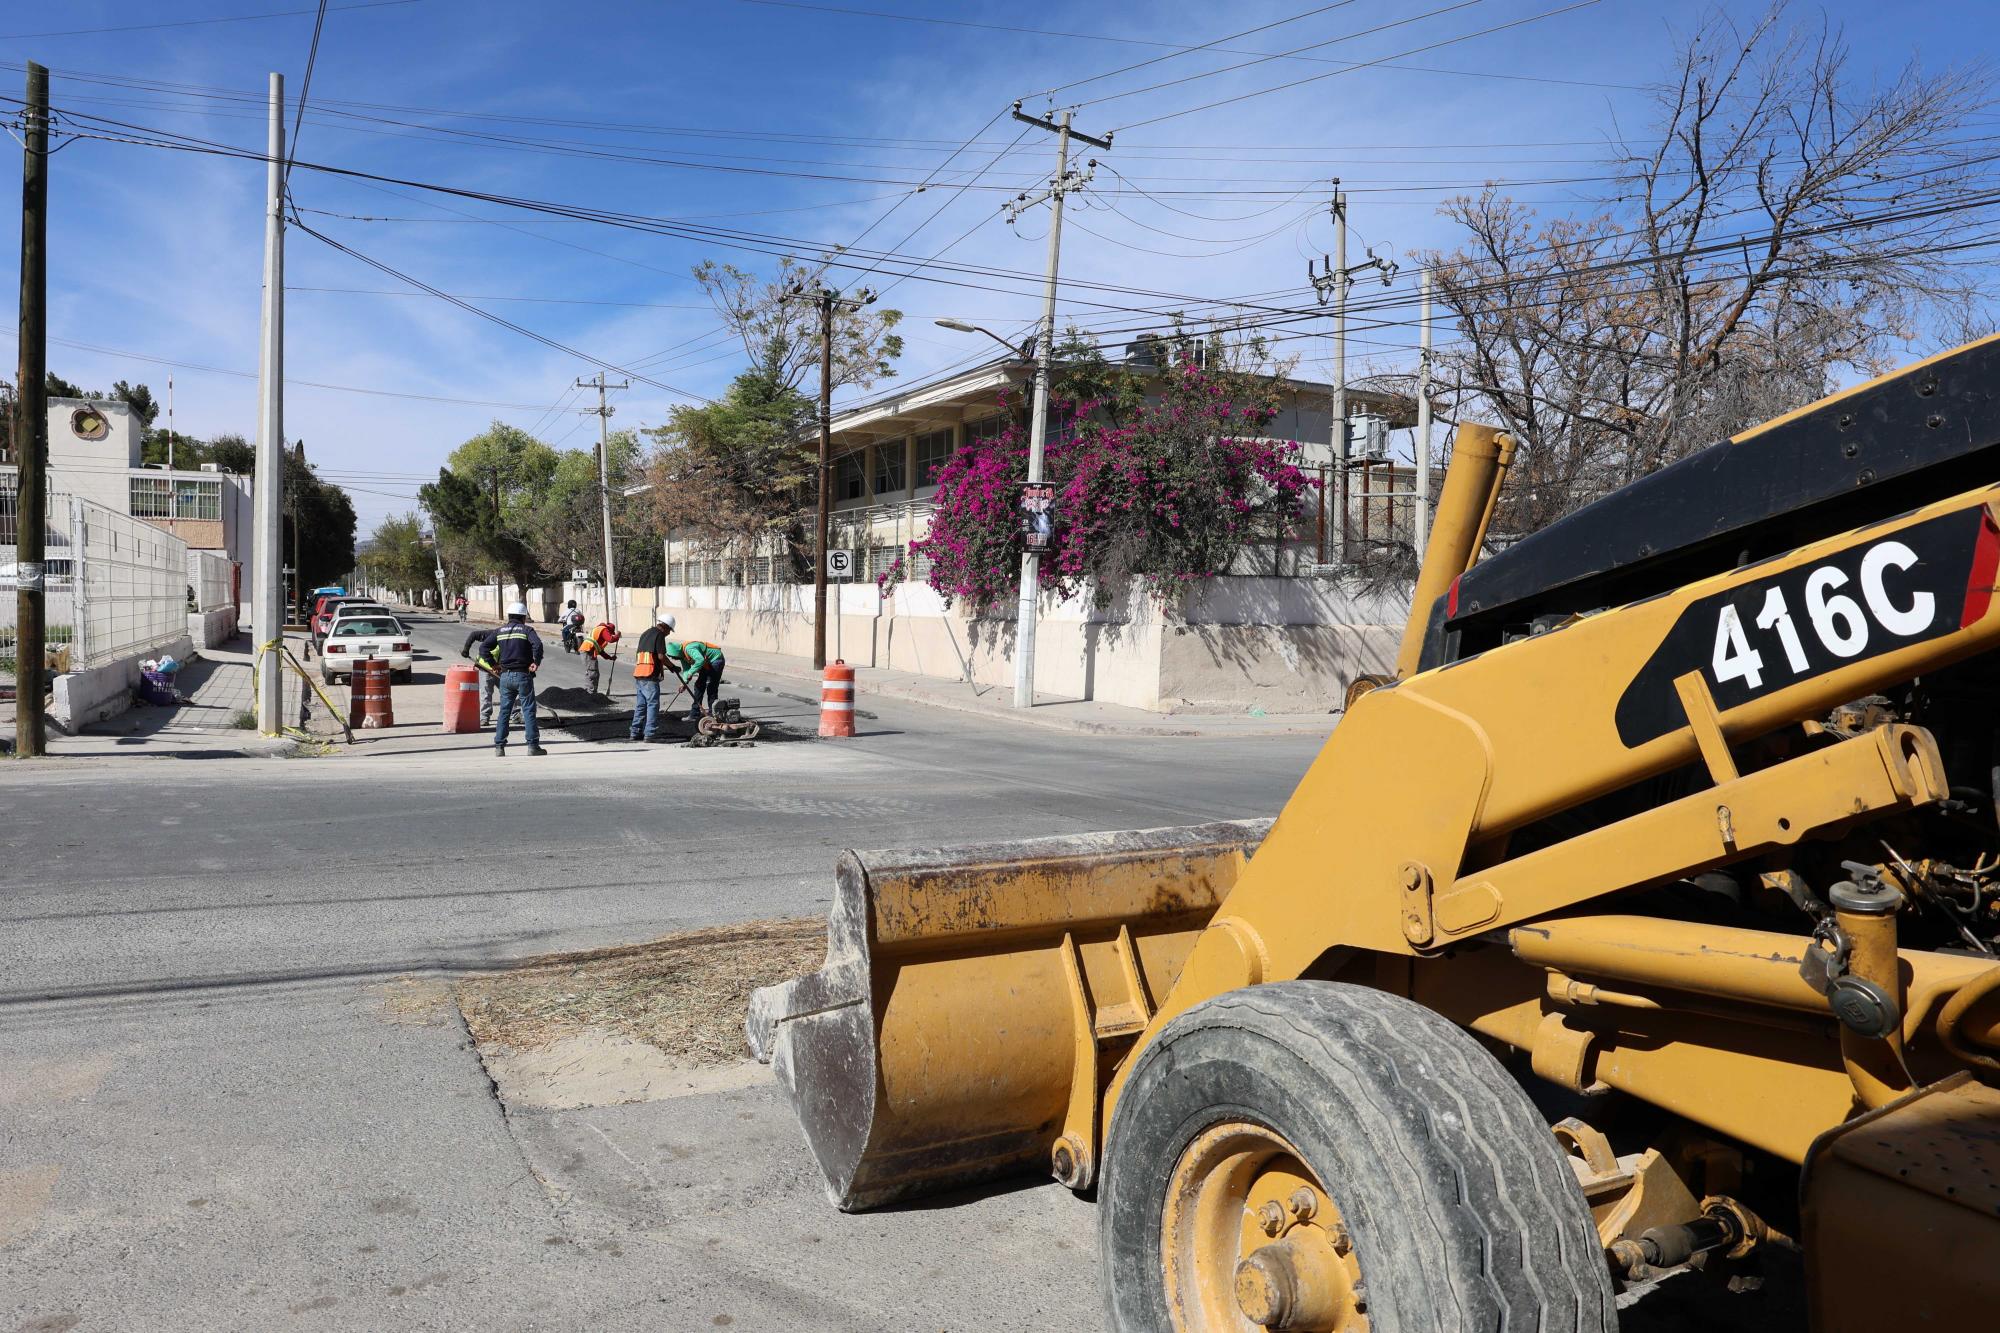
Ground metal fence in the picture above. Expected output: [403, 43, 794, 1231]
[66, 495, 188, 669]
[190, 547, 233, 613]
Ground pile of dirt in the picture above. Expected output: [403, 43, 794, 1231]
[536, 685, 619, 713]
[454, 917, 826, 1066]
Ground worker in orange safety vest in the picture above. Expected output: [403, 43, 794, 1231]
[579, 619, 620, 697]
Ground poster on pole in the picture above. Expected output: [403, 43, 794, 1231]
[1017, 481, 1056, 552]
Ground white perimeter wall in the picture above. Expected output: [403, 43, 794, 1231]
[623, 576, 1407, 713]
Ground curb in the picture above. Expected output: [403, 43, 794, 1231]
[734, 659, 1339, 739]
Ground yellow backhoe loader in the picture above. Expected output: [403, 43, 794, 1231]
[750, 337, 2000, 1330]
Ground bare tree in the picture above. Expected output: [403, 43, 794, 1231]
[1427, 2, 1993, 537]
[693, 257, 904, 395]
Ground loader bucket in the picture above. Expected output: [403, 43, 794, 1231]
[747, 819, 1271, 1211]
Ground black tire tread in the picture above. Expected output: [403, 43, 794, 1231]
[1102, 981, 1615, 1333]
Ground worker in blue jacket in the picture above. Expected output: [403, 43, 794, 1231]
[476, 601, 547, 756]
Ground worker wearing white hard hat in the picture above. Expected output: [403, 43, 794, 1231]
[628, 608, 676, 741]
[475, 601, 547, 755]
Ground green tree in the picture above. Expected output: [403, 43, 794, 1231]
[638, 343, 815, 577]
[420, 422, 559, 598]
[364, 512, 436, 600]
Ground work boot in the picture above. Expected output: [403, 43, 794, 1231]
[528, 746, 549, 756]
[494, 748, 506, 757]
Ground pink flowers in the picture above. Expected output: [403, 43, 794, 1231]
[896, 357, 1318, 611]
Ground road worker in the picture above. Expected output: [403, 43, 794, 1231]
[629, 610, 675, 742]
[664, 635, 726, 724]
[579, 618, 621, 697]
[476, 601, 547, 756]
[459, 623, 498, 728]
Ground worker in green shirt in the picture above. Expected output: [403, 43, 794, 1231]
[664, 637, 726, 724]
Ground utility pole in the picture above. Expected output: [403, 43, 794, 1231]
[252, 72, 285, 734]
[1005, 101, 1110, 708]
[166, 374, 175, 470]
[1309, 180, 1393, 565]
[793, 283, 873, 671]
[576, 372, 628, 628]
[1415, 269, 1433, 561]
[12, 62, 48, 757]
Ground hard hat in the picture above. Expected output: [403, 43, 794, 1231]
[506, 601, 528, 617]
[656, 611, 675, 630]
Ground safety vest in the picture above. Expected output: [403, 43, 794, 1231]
[582, 623, 619, 655]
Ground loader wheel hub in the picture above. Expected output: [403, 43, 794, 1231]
[1161, 1122, 1368, 1332]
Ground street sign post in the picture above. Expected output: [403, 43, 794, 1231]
[825, 549, 855, 579]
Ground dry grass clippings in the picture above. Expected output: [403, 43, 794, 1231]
[455, 917, 826, 1067]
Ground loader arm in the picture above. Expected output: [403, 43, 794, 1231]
[1111, 485, 2000, 1136]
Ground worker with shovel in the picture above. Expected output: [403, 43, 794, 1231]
[628, 609, 676, 742]
[579, 617, 621, 698]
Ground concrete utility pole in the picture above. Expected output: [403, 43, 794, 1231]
[799, 284, 873, 671]
[576, 372, 628, 627]
[12, 62, 48, 757]
[1309, 180, 1393, 565]
[253, 72, 286, 734]
[1415, 269, 1433, 561]
[1005, 102, 1110, 708]
[166, 374, 174, 470]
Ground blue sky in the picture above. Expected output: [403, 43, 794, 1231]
[1, 0, 1994, 532]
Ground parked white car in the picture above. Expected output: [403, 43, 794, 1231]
[320, 608, 414, 683]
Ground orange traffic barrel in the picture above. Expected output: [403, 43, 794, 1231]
[442, 662, 482, 733]
[350, 658, 394, 730]
[819, 660, 855, 738]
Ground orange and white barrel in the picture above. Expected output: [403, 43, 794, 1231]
[819, 660, 856, 738]
[442, 662, 482, 733]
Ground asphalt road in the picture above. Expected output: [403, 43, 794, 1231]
[0, 617, 1790, 1331]
[1, 625, 1325, 1331]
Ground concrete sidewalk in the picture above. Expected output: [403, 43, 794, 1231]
[718, 645, 1343, 738]
[3, 632, 312, 759]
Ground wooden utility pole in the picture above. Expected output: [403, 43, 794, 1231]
[12, 63, 48, 757]
[802, 284, 874, 671]
[815, 290, 832, 671]
[1415, 269, 1433, 560]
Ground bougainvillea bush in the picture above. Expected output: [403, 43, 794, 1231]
[894, 354, 1318, 612]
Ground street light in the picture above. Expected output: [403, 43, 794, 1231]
[934, 318, 1034, 361]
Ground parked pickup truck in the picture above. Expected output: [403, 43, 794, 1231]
[320, 610, 414, 684]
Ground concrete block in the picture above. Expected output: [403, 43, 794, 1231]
[52, 633, 193, 730]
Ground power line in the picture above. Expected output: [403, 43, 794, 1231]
[0, 332, 558, 410]
[1074, 0, 1488, 111]
[1111, 0, 1609, 133]
[1025, 0, 1363, 101]
[729, 0, 1647, 94]
[283, 0, 331, 186]
[292, 219, 714, 401]
[0, 0, 418, 41]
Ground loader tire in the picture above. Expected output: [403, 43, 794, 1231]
[1101, 981, 1615, 1332]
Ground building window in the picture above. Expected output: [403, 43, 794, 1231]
[176, 478, 222, 521]
[915, 428, 955, 487]
[130, 475, 173, 518]
[967, 412, 1010, 443]
[835, 451, 867, 502]
[130, 475, 221, 521]
[872, 440, 906, 498]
